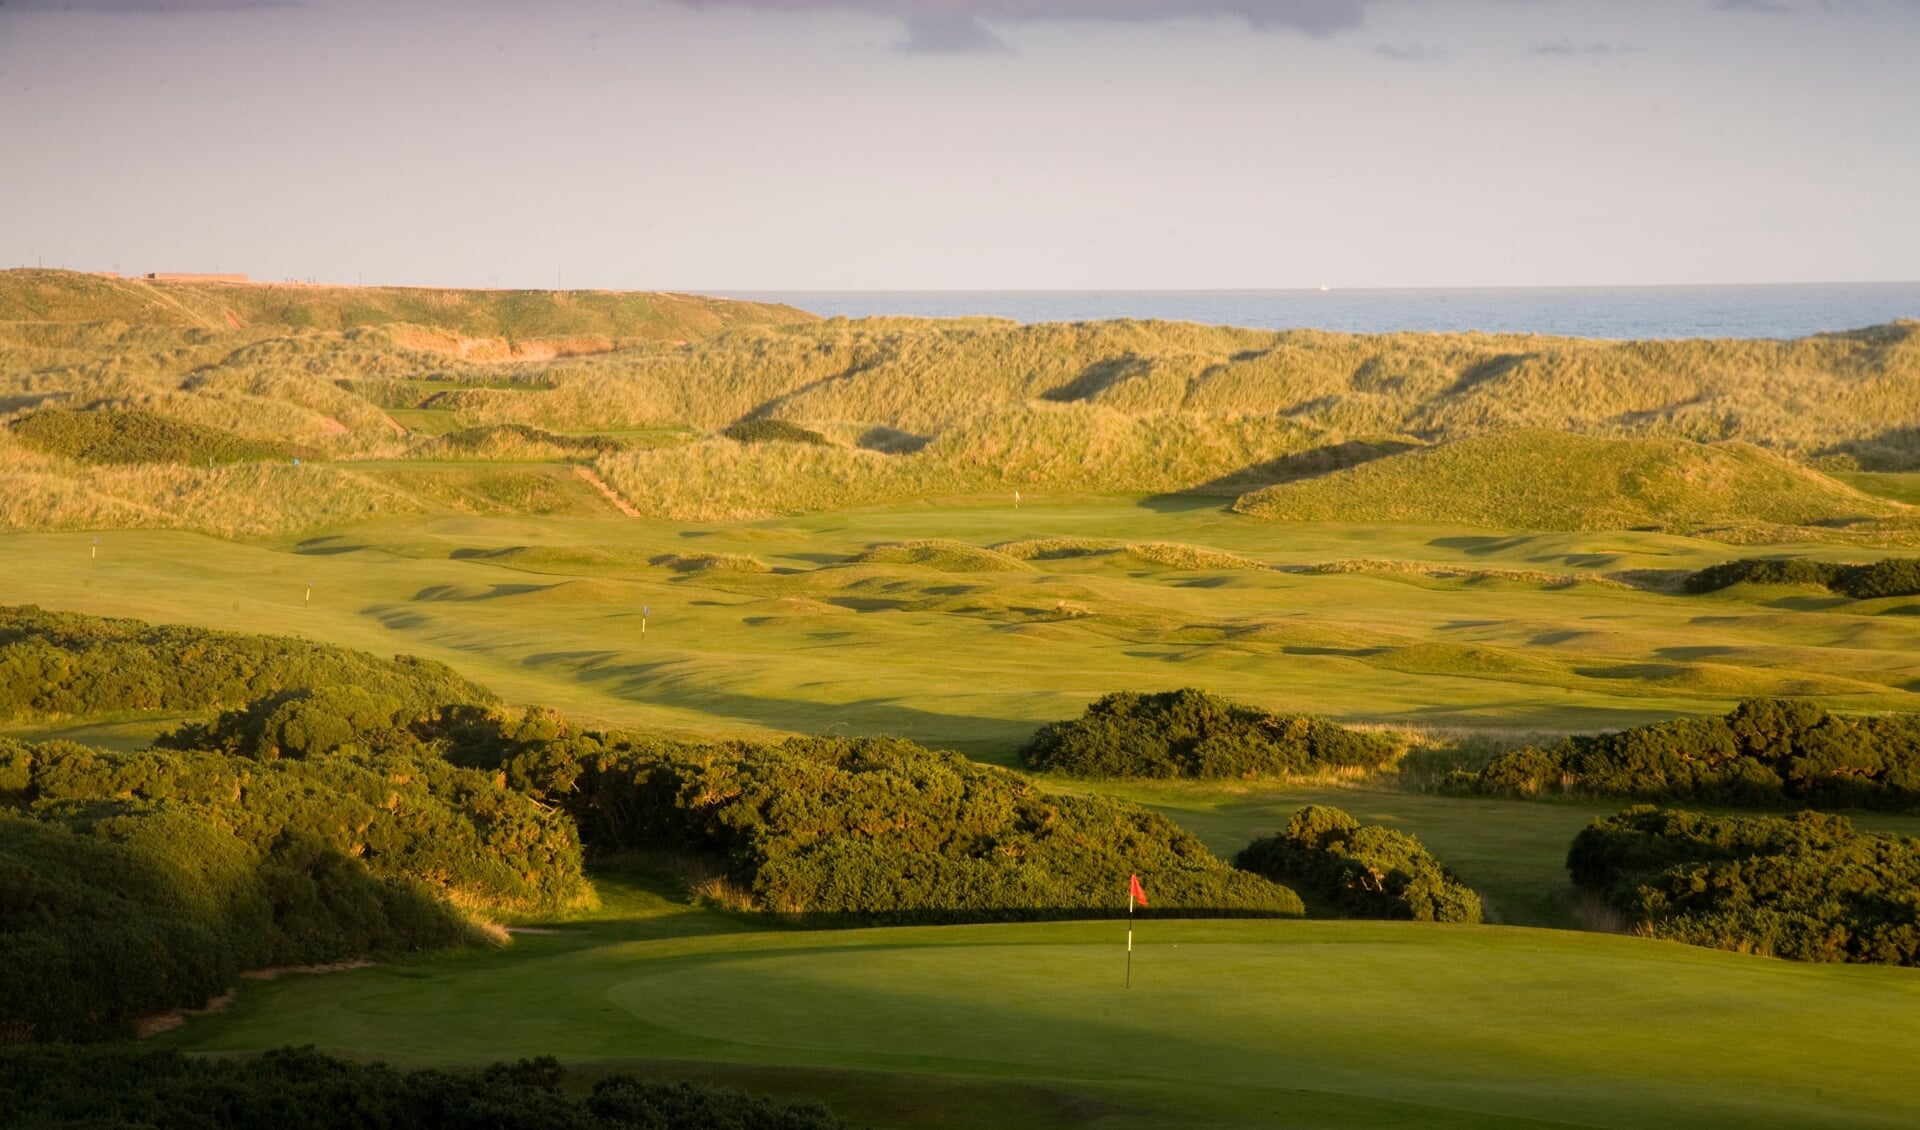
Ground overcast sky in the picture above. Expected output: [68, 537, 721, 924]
[1, 0, 1915, 289]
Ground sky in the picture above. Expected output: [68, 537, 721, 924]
[0, 0, 1915, 290]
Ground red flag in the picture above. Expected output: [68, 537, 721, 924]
[1129, 873, 1148, 907]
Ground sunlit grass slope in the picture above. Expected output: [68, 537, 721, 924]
[1235, 430, 1914, 540]
[162, 875, 1920, 1130]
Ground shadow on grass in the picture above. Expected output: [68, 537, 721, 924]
[516, 650, 1035, 747]
[1134, 492, 1233, 514]
[1139, 439, 1426, 513]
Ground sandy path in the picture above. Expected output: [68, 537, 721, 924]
[573, 464, 641, 517]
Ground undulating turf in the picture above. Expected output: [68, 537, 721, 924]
[4, 496, 1917, 755]
[156, 866, 1920, 1130]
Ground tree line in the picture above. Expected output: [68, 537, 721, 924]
[1685, 556, 1920, 600]
[1473, 698, 1920, 809]
[450, 723, 1307, 924]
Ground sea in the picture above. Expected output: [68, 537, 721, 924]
[715, 283, 1920, 341]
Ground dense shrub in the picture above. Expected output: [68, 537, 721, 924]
[0, 1045, 846, 1129]
[1235, 805, 1482, 923]
[0, 605, 496, 723]
[1685, 556, 1920, 599]
[1567, 806, 1920, 965]
[458, 729, 1305, 923]
[1019, 689, 1398, 779]
[1834, 557, 1920, 599]
[9, 407, 293, 465]
[0, 815, 472, 1043]
[722, 418, 831, 446]
[1, 727, 587, 1041]
[1474, 698, 1920, 809]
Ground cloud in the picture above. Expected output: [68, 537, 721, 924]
[1529, 38, 1643, 57]
[899, 11, 1010, 52]
[1373, 42, 1443, 62]
[1714, 0, 1793, 11]
[0, 0, 295, 10]
[673, 1, 1373, 54]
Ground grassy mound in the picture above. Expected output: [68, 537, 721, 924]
[9, 408, 292, 465]
[650, 552, 773, 573]
[991, 536, 1128, 560]
[850, 539, 1031, 572]
[407, 424, 626, 461]
[1124, 542, 1269, 571]
[1021, 688, 1398, 780]
[1234, 430, 1905, 535]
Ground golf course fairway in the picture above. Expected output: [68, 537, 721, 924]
[162, 873, 1920, 1130]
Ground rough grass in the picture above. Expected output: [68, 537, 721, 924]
[8, 407, 292, 465]
[0, 441, 423, 537]
[593, 406, 1321, 521]
[1235, 430, 1914, 538]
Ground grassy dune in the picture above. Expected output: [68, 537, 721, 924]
[0, 269, 813, 338]
[7, 285, 1920, 539]
[1235, 430, 1915, 540]
[390, 316, 1920, 466]
[592, 406, 1319, 520]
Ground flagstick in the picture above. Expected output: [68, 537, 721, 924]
[1126, 887, 1134, 989]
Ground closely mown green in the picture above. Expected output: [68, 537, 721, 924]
[1568, 806, 1920, 965]
[1020, 689, 1398, 779]
[1685, 555, 1920, 599]
[0, 1045, 845, 1129]
[1235, 805, 1482, 923]
[1475, 698, 1920, 808]
[0, 605, 496, 723]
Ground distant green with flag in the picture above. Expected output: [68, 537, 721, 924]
[1127, 872, 1147, 988]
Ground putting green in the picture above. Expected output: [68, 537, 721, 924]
[169, 901, 1920, 1130]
